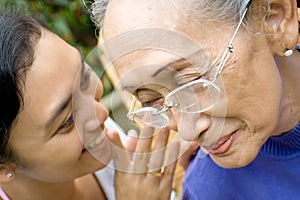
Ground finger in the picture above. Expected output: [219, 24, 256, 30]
[105, 130, 130, 172]
[179, 141, 199, 170]
[147, 127, 170, 172]
[135, 126, 154, 153]
[125, 129, 138, 153]
[124, 129, 138, 163]
[131, 127, 155, 173]
[160, 140, 180, 189]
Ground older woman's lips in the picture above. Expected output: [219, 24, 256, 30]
[209, 132, 236, 155]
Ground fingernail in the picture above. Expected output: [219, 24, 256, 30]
[162, 127, 169, 132]
[128, 129, 138, 137]
[85, 119, 100, 132]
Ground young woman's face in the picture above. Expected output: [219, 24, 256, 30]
[101, 0, 284, 168]
[9, 29, 111, 182]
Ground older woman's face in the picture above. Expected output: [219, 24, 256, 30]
[101, 0, 283, 168]
[10, 29, 110, 182]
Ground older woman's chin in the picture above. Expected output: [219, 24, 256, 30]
[210, 149, 259, 169]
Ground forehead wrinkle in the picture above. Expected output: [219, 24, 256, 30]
[105, 0, 182, 37]
[151, 47, 213, 78]
[151, 57, 189, 77]
[119, 52, 210, 94]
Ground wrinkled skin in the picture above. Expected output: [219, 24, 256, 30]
[100, 0, 300, 168]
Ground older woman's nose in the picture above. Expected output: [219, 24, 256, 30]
[177, 112, 211, 141]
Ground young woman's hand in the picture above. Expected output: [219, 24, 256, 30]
[106, 127, 180, 200]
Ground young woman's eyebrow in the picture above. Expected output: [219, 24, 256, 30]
[80, 66, 91, 90]
[44, 93, 72, 129]
[43, 50, 85, 128]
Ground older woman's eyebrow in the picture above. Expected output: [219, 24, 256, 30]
[151, 48, 208, 77]
[151, 57, 187, 77]
[121, 58, 196, 92]
[43, 50, 85, 128]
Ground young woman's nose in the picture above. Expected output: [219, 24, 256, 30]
[84, 101, 109, 133]
[94, 79, 109, 125]
[95, 101, 109, 125]
[94, 79, 104, 102]
[82, 77, 108, 132]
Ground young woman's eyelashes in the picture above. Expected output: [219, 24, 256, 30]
[80, 67, 91, 91]
[56, 113, 75, 134]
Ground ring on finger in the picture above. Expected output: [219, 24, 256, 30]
[150, 167, 165, 177]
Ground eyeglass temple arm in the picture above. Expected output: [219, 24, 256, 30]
[129, 96, 137, 112]
[213, 0, 252, 81]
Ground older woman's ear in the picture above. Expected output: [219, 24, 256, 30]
[263, 0, 298, 56]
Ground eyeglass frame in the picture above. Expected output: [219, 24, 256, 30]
[127, 0, 252, 125]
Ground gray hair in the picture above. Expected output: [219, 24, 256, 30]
[90, 0, 268, 30]
[186, 0, 251, 21]
[90, 0, 110, 29]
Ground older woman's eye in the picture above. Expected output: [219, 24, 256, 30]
[175, 64, 213, 85]
[141, 98, 164, 108]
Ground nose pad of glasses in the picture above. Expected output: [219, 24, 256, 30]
[127, 107, 170, 129]
[146, 112, 169, 128]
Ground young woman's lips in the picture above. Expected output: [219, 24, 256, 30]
[209, 132, 236, 155]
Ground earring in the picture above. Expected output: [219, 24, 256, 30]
[6, 172, 13, 179]
[284, 49, 293, 57]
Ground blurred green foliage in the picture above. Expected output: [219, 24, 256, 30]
[25, 0, 97, 55]
[24, 0, 114, 96]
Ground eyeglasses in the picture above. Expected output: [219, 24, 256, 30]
[127, 0, 252, 128]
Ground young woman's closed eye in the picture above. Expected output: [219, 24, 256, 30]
[56, 112, 75, 134]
